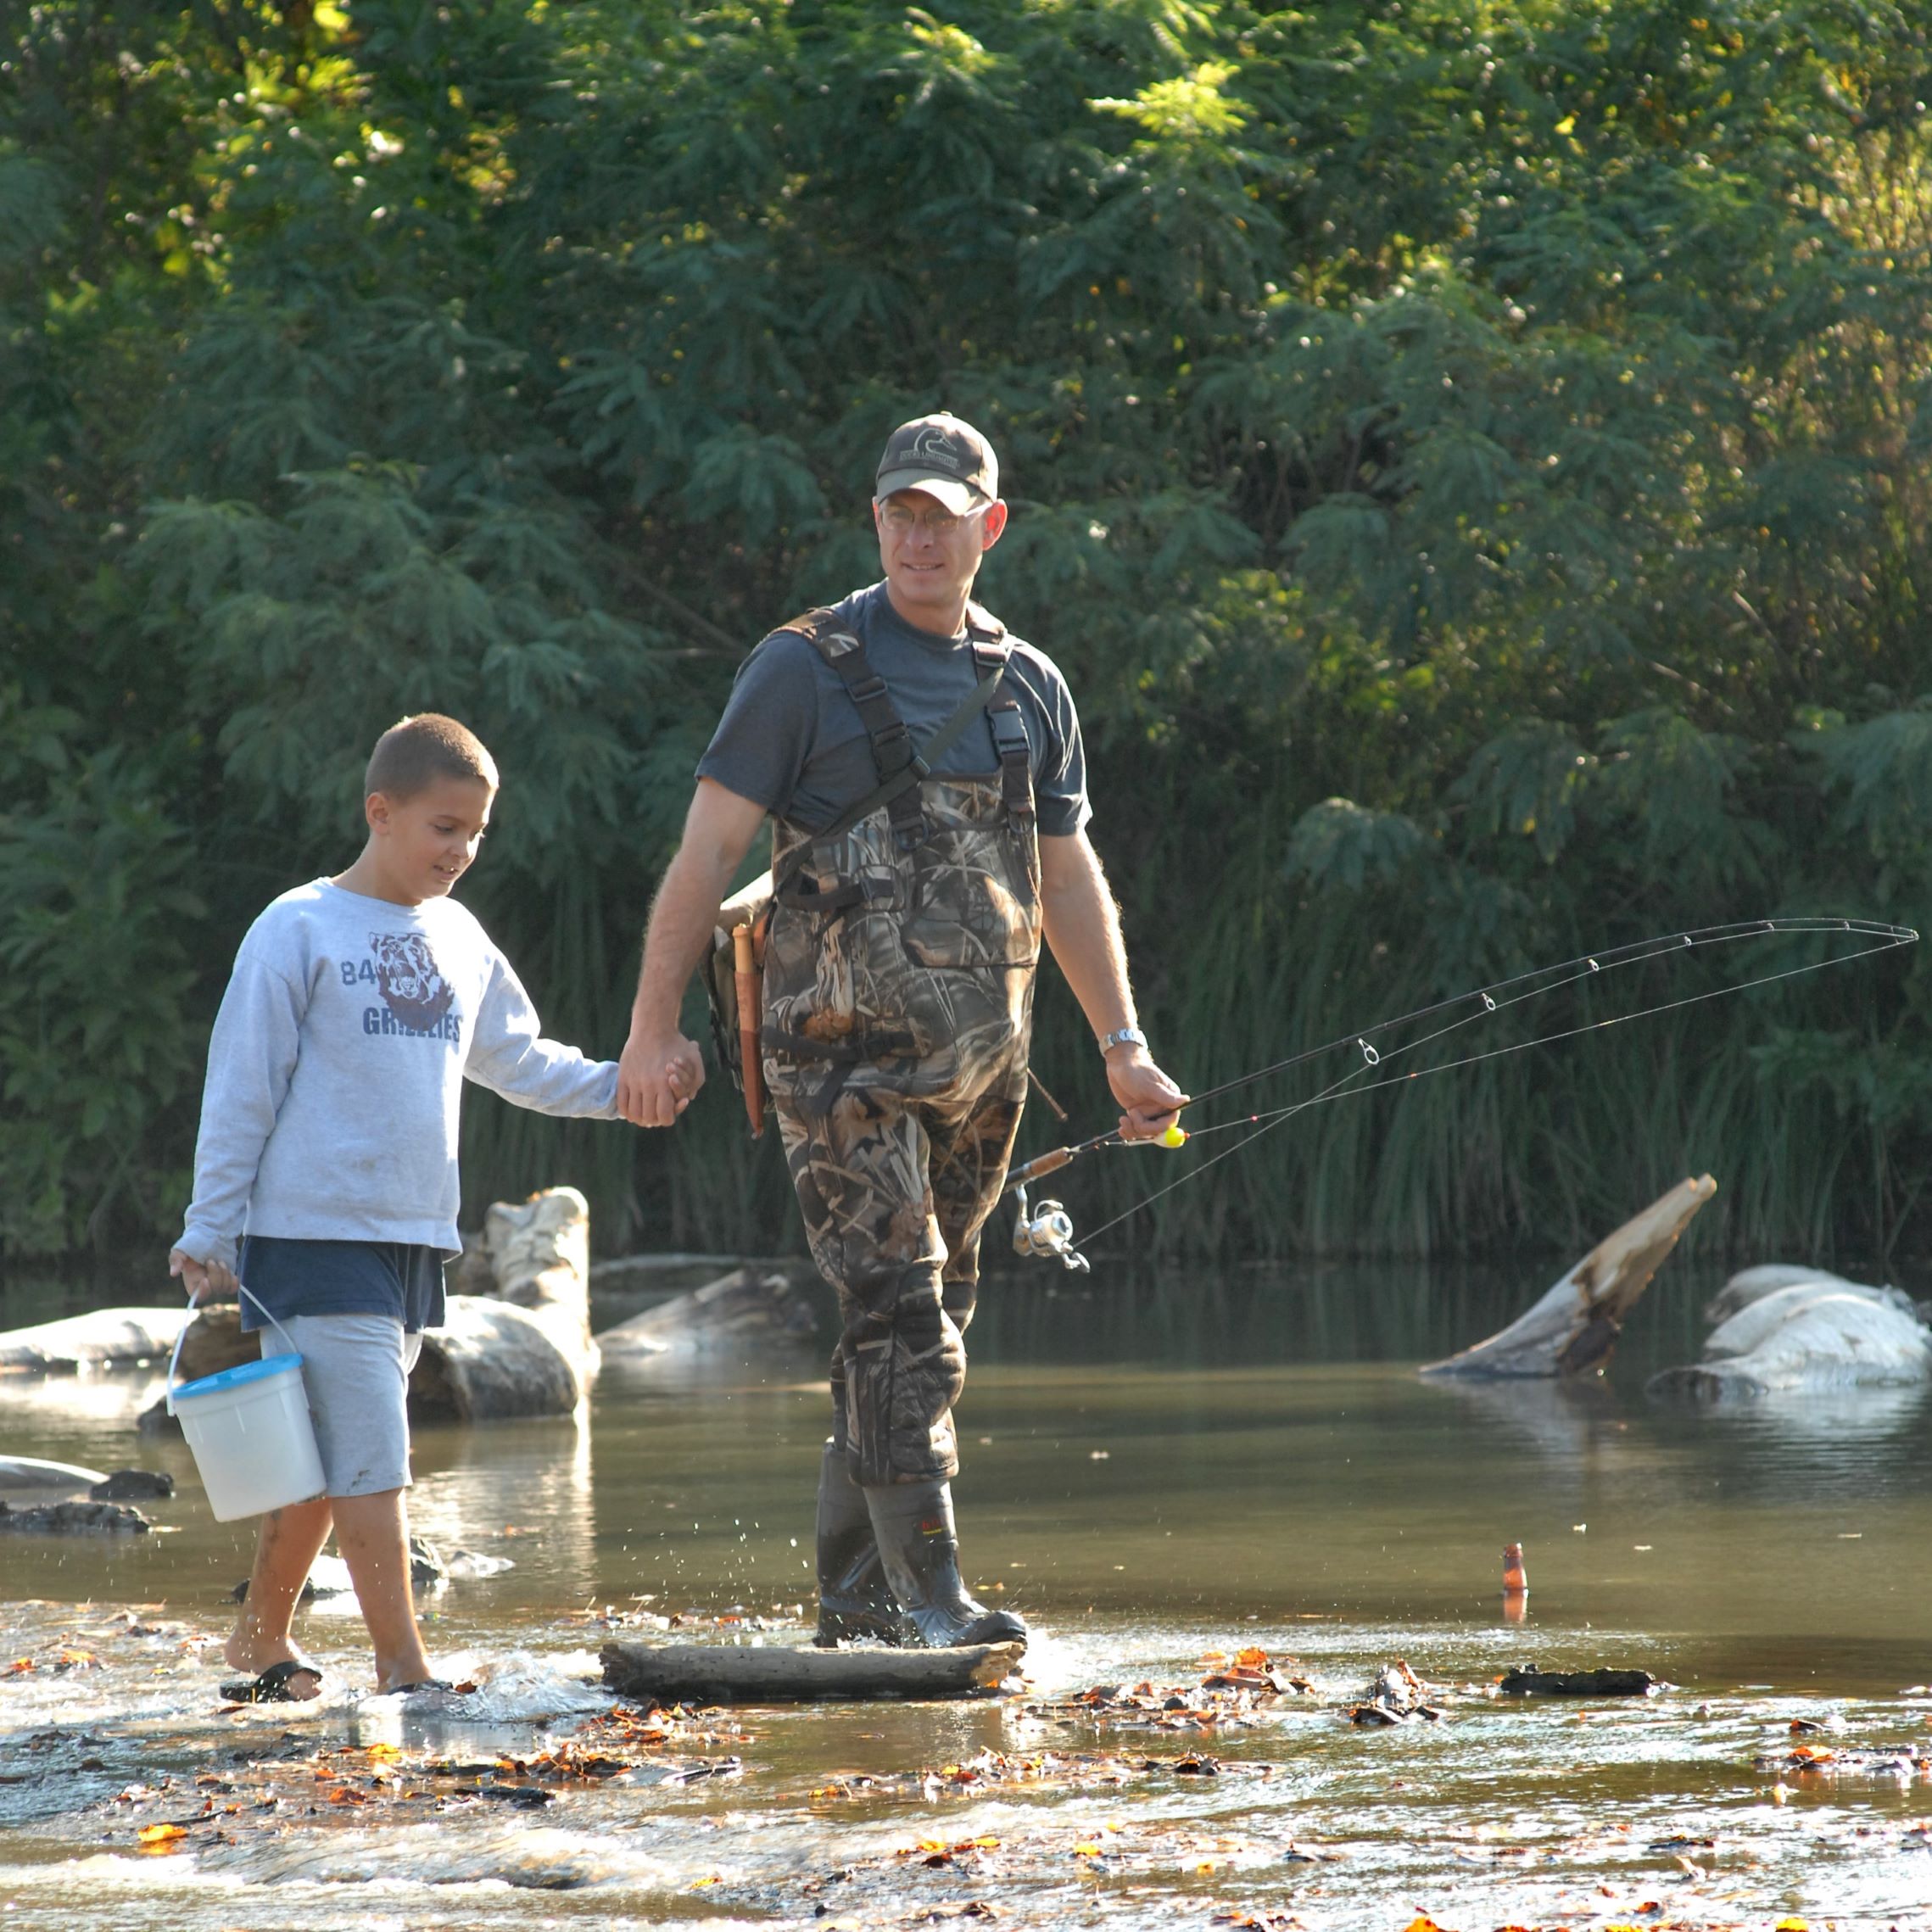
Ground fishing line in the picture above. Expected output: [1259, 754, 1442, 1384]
[1179, 919, 1914, 1145]
[1010, 916, 1918, 1263]
[1178, 917, 1912, 1115]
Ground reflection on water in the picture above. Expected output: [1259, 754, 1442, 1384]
[409, 1406, 596, 1606]
[3, 1255, 1931, 1928]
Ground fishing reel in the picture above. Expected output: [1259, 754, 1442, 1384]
[1011, 1183, 1089, 1272]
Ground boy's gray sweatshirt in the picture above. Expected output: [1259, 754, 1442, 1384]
[177, 879, 621, 1271]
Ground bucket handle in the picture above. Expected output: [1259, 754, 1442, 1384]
[165, 1276, 304, 1415]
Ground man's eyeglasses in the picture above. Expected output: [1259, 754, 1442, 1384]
[878, 501, 984, 539]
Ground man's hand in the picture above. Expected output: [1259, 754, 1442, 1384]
[1106, 1046, 1188, 1142]
[169, 1247, 237, 1304]
[617, 1029, 705, 1128]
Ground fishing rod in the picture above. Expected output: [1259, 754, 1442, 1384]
[1007, 916, 1919, 1270]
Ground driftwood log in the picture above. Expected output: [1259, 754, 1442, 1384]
[595, 1267, 818, 1355]
[0, 1455, 109, 1489]
[0, 1306, 190, 1375]
[1419, 1175, 1717, 1379]
[409, 1187, 599, 1421]
[600, 1639, 1024, 1705]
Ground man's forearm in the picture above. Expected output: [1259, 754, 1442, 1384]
[631, 846, 739, 1039]
[628, 779, 769, 1045]
[1038, 835, 1137, 1041]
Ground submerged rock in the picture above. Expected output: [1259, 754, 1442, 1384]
[0, 1498, 150, 1534]
[1499, 1667, 1665, 1696]
[232, 1535, 452, 1602]
[88, 1469, 174, 1501]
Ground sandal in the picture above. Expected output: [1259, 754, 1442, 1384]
[219, 1656, 323, 1704]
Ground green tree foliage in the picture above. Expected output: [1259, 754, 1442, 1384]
[4, 0, 1929, 1264]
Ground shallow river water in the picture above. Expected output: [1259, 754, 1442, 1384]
[3, 1258, 1930, 1931]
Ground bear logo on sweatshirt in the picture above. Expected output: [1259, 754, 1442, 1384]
[370, 932, 455, 1032]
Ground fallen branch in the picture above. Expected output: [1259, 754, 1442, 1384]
[599, 1639, 1022, 1705]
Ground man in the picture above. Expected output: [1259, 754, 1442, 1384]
[617, 412, 1187, 1649]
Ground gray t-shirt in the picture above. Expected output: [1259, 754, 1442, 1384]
[696, 583, 1091, 837]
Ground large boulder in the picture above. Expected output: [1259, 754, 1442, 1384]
[1650, 1270, 1932, 1398]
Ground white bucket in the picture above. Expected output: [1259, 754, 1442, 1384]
[167, 1287, 326, 1522]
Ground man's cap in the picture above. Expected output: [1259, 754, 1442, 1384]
[874, 412, 999, 516]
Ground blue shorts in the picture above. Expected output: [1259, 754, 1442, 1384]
[237, 1237, 445, 1334]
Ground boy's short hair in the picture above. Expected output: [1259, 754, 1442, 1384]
[365, 714, 499, 801]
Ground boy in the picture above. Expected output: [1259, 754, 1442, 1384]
[170, 713, 628, 1702]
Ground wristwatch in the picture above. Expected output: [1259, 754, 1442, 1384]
[1097, 1026, 1148, 1056]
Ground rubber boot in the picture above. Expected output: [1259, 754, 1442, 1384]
[864, 1479, 1028, 1650]
[813, 1440, 902, 1647]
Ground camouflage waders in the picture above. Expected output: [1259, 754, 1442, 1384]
[760, 610, 1040, 1488]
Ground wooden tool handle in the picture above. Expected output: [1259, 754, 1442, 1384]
[734, 924, 764, 1138]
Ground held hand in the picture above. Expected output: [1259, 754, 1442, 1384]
[1106, 1047, 1188, 1142]
[617, 1026, 706, 1128]
[168, 1247, 237, 1304]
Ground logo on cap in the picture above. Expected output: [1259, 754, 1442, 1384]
[910, 426, 964, 472]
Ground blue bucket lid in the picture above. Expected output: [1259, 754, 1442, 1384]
[173, 1351, 304, 1403]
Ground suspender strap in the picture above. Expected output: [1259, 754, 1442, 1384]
[818, 633, 928, 847]
[768, 606, 1016, 901]
[975, 637, 1035, 827]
